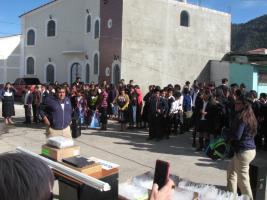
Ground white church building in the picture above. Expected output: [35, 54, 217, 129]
[17, 0, 230, 87]
[0, 35, 22, 83]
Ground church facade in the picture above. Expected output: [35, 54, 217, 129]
[20, 0, 231, 87]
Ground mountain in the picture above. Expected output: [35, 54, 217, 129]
[231, 15, 267, 52]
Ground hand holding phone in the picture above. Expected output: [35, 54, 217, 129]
[153, 160, 170, 190]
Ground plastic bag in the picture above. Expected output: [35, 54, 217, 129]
[89, 112, 100, 129]
[47, 136, 74, 149]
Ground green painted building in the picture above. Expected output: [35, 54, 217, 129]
[210, 53, 267, 96]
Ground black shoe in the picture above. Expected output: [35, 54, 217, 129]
[146, 137, 154, 141]
[192, 142, 196, 147]
[165, 135, 170, 139]
[155, 138, 162, 142]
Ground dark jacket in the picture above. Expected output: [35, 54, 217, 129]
[149, 95, 168, 117]
[40, 95, 72, 130]
[230, 115, 256, 153]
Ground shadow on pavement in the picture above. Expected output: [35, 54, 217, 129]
[82, 121, 230, 171]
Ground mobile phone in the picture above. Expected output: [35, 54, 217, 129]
[153, 160, 170, 190]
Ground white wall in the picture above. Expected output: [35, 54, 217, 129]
[22, 0, 100, 84]
[121, 0, 231, 90]
[0, 35, 21, 83]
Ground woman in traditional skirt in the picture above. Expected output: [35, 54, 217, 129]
[114, 88, 129, 131]
[0, 82, 16, 124]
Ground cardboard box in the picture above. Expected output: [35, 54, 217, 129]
[42, 145, 80, 161]
[62, 162, 102, 176]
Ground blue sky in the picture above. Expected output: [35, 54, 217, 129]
[0, 0, 266, 36]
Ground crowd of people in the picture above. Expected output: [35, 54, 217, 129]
[0, 77, 267, 150]
[1, 77, 267, 199]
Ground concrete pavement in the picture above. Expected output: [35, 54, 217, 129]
[0, 103, 229, 188]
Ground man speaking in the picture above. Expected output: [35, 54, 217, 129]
[40, 85, 72, 138]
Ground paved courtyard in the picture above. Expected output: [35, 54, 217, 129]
[2, 103, 267, 198]
[0, 103, 230, 188]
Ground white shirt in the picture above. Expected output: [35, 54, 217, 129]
[4, 90, 12, 97]
[24, 91, 30, 105]
[61, 103, 65, 110]
[170, 96, 183, 114]
[201, 100, 208, 120]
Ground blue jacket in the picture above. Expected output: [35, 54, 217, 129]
[40, 95, 72, 130]
[183, 94, 192, 112]
[231, 115, 256, 153]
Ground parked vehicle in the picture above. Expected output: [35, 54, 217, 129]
[0, 78, 41, 102]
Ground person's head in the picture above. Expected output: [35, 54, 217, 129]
[148, 85, 154, 92]
[236, 88, 244, 99]
[167, 88, 173, 97]
[4, 82, 11, 90]
[134, 85, 140, 90]
[167, 84, 173, 89]
[174, 84, 181, 91]
[160, 89, 167, 98]
[154, 86, 161, 98]
[76, 77, 81, 83]
[185, 81, 190, 86]
[90, 83, 95, 90]
[203, 90, 211, 101]
[120, 79, 125, 84]
[56, 85, 66, 100]
[41, 84, 47, 92]
[173, 91, 181, 100]
[235, 95, 257, 136]
[129, 80, 134, 85]
[222, 78, 228, 85]
[248, 90, 257, 100]
[0, 153, 54, 200]
[259, 93, 267, 103]
[240, 83, 246, 91]
[119, 88, 125, 95]
[25, 85, 31, 92]
[34, 85, 40, 92]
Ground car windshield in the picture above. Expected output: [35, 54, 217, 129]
[23, 78, 40, 85]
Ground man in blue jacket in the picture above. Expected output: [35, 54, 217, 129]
[40, 85, 72, 138]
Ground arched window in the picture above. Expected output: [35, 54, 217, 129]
[86, 15, 91, 33]
[180, 11, 189, 27]
[86, 64, 90, 83]
[47, 20, 56, 37]
[26, 57, 34, 75]
[46, 64, 55, 83]
[27, 29, 35, 45]
[94, 53, 99, 74]
[70, 63, 82, 84]
[94, 19, 100, 39]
